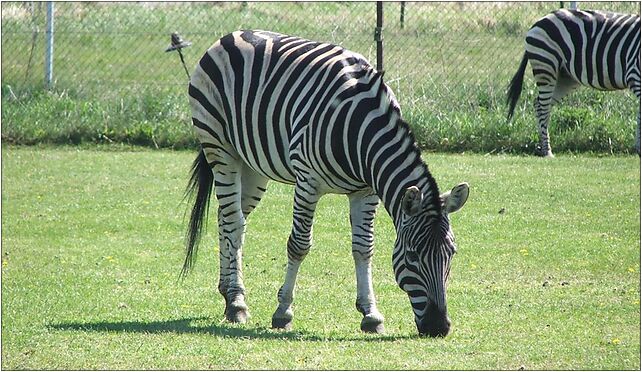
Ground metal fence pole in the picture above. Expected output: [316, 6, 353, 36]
[45, 1, 54, 89]
[570, 1, 578, 9]
[375, 2, 383, 71]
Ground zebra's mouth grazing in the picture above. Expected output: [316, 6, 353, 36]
[416, 302, 451, 337]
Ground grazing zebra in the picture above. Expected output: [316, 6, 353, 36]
[183, 30, 470, 337]
[507, 9, 641, 157]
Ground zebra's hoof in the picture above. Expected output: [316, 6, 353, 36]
[537, 150, 554, 158]
[271, 307, 294, 330]
[225, 303, 250, 323]
[271, 316, 293, 331]
[536, 146, 554, 158]
[360, 313, 385, 334]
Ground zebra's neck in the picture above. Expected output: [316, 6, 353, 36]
[363, 115, 443, 229]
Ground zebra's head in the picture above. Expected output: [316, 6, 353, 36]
[395, 182, 469, 337]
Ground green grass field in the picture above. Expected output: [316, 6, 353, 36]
[2, 145, 639, 370]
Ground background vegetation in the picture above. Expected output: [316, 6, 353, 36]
[2, 146, 640, 369]
[2, 2, 640, 154]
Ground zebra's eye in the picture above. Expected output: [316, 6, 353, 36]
[406, 251, 419, 263]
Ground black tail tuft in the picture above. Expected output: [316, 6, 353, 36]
[507, 52, 529, 120]
[181, 149, 214, 279]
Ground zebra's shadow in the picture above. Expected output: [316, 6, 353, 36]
[48, 317, 414, 342]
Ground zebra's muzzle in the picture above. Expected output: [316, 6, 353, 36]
[416, 302, 450, 337]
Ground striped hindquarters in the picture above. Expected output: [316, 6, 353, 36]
[525, 9, 640, 91]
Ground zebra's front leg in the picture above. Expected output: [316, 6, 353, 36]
[349, 193, 385, 334]
[271, 181, 320, 331]
[215, 167, 250, 323]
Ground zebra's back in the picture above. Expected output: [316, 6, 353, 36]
[189, 30, 391, 191]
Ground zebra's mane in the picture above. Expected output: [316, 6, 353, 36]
[394, 117, 444, 220]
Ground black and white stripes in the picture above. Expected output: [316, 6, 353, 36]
[183, 30, 469, 336]
[507, 9, 641, 156]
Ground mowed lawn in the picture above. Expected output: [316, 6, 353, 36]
[1, 146, 640, 370]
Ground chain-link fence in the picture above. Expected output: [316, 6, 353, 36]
[3, 2, 639, 97]
[1, 1, 640, 150]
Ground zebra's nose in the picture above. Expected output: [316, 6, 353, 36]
[416, 303, 450, 337]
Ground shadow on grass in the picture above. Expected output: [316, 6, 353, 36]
[48, 317, 416, 342]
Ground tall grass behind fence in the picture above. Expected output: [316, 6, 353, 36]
[1, 2, 640, 152]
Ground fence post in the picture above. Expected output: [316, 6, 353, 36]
[45, 1, 54, 90]
[400, 2, 405, 29]
[375, 1, 383, 71]
[570, 1, 578, 9]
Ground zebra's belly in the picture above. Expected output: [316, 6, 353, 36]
[287, 130, 371, 195]
[244, 159, 297, 185]
[234, 141, 370, 195]
[231, 141, 298, 185]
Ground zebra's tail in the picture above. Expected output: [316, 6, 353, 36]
[181, 149, 214, 279]
[507, 52, 529, 120]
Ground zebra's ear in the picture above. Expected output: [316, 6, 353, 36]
[402, 186, 423, 217]
[441, 182, 469, 214]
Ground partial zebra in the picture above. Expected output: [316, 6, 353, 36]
[507, 9, 641, 157]
[184, 30, 470, 337]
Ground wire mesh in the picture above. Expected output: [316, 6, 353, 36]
[2, 1, 640, 114]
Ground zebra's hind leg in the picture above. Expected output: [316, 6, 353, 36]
[219, 165, 270, 322]
[530, 59, 567, 158]
[542, 73, 580, 156]
[213, 155, 251, 323]
[349, 193, 385, 334]
[534, 93, 555, 158]
[271, 179, 321, 331]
